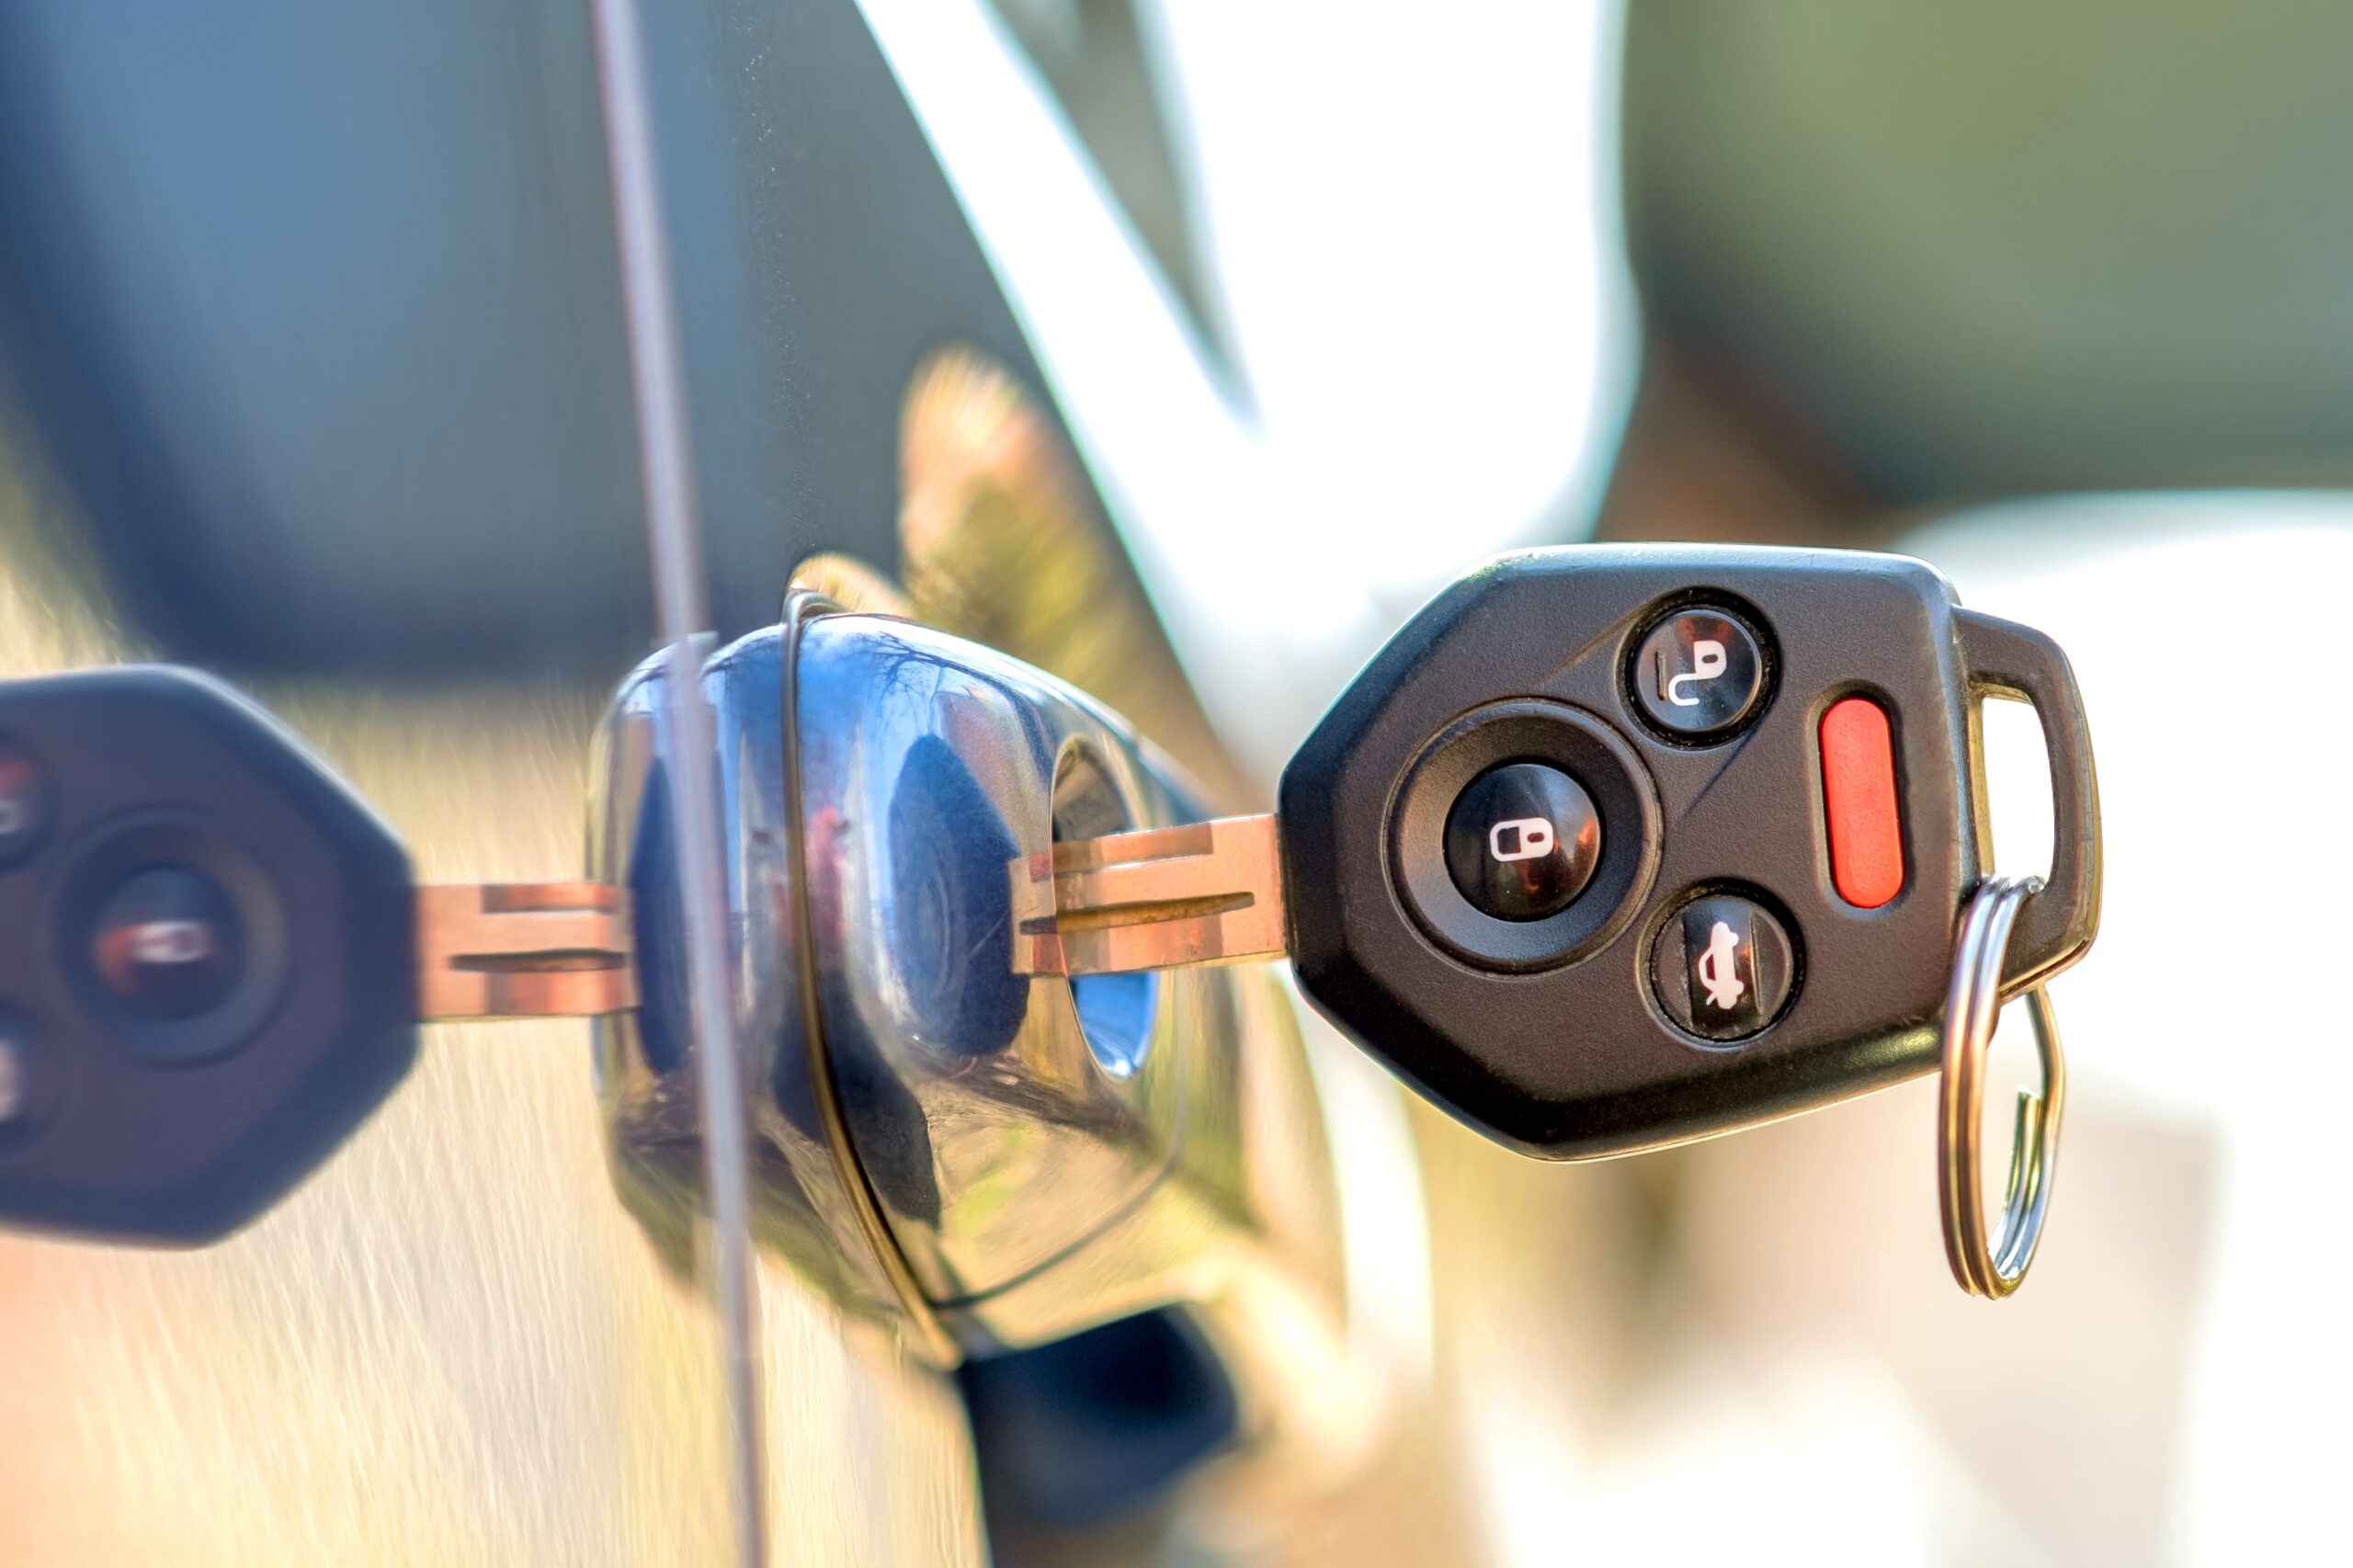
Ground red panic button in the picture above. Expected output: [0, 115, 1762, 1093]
[1820, 697, 1904, 908]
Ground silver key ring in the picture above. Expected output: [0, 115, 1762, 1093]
[1938, 874, 2067, 1300]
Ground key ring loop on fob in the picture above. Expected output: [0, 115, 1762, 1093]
[1938, 874, 2067, 1300]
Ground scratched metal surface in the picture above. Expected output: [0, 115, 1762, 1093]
[0, 464, 983, 1566]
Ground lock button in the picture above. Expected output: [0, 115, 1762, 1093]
[88, 865, 246, 1020]
[1441, 762, 1603, 922]
[1629, 607, 1768, 742]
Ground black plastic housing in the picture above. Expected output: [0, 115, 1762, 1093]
[1278, 545, 2100, 1158]
[0, 668, 416, 1241]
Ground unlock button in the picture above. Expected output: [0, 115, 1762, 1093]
[1630, 607, 1768, 741]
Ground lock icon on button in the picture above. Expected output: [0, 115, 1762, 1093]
[1487, 816, 1556, 864]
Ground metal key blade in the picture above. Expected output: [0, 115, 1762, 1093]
[1010, 812, 1288, 977]
[415, 882, 636, 1020]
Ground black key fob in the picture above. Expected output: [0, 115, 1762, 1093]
[1278, 546, 2100, 1157]
[0, 668, 416, 1243]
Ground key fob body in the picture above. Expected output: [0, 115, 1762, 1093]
[1279, 545, 2100, 1158]
[0, 669, 416, 1242]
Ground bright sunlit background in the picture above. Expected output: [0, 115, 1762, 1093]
[870, 0, 1638, 781]
[2, 1, 2347, 1563]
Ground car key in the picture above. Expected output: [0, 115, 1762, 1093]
[0, 666, 632, 1244]
[0, 546, 2097, 1249]
[1013, 543, 2100, 1159]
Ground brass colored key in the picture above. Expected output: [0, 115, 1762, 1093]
[415, 881, 637, 1020]
[1010, 814, 1285, 978]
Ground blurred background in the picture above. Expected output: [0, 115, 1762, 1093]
[1, 1, 2347, 1562]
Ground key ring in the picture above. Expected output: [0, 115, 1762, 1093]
[1938, 874, 2067, 1300]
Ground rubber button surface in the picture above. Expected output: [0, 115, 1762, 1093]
[1442, 762, 1604, 922]
[89, 866, 247, 1019]
[1820, 697, 1905, 908]
[1651, 892, 1798, 1043]
[1630, 608, 1768, 741]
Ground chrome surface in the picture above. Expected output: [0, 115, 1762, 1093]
[592, 609, 1417, 1503]
[793, 612, 1231, 1331]
[779, 589, 961, 1366]
[588, 0, 767, 1551]
[592, 646, 917, 1349]
[1938, 874, 2066, 1300]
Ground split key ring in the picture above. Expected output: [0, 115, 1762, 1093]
[1938, 874, 2068, 1300]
